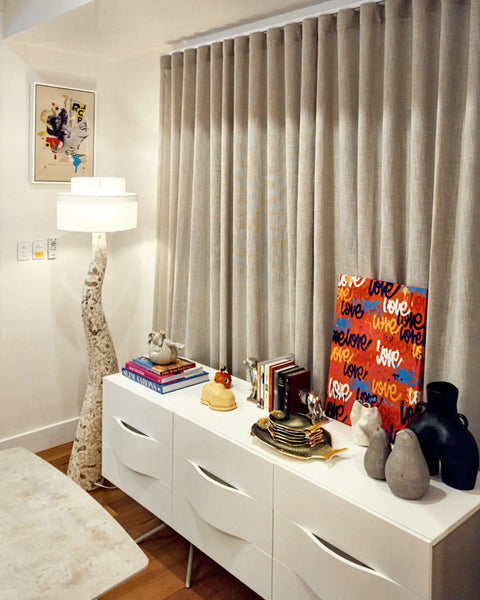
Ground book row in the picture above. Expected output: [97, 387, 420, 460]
[256, 353, 311, 414]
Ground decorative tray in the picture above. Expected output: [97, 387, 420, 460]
[251, 413, 347, 461]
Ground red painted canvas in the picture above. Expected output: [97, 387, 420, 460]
[324, 274, 428, 440]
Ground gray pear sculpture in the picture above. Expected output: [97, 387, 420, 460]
[385, 429, 430, 500]
[364, 427, 391, 480]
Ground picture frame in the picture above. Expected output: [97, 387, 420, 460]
[325, 274, 428, 441]
[32, 83, 96, 183]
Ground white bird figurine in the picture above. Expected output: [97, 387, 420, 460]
[148, 330, 185, 365]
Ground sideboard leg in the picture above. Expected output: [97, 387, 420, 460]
[185, 543, 195, 588]
[134, 523, 166, 544]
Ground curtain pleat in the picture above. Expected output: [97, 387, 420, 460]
[155, 0, 480, 441]
[294, 18, 318, 368]
[357, 3, 384, 278]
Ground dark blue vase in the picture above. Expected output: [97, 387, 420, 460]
[407, 381, 479, 490]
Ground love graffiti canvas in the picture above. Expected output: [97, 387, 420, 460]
[325, 274, 428, 441]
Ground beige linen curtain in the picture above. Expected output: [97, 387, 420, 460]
[155, 0, 480, 440]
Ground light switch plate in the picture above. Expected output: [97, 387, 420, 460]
[32, 240, 46, 259]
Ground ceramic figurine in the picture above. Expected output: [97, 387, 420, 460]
[350, 400, 382, 446]
[148, 330, 185, 365]
[385, 429, 430, 500]
[214, 363, 232, 389]
[364, 427, 391, 480]
[243, 357, 259, 404]
[299, 390, 323, 424]
[200, 381, 237, 412]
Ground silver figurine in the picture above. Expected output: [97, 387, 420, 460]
[243, 357, 259, 404]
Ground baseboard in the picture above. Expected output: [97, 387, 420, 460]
[0, 417, 78, 453]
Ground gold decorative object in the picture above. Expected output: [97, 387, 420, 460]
[251, 411, 347, 460]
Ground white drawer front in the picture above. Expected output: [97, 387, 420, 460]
[103, 376, 173, 445]
[173, 414, 272, 508]
[173, 485, 272, 600]
[274, 466, 430, 599]
[173, 452, 272, 552]
[172, 414, 273, 599]
[103, 444, 171, 522]
[273, 520, 423, 600]
[102, 377, 174, 522]
[103, 414, 170, 481]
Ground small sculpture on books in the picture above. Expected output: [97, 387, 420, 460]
[148, 330, 185, 365]
[243, 357, 259, 404]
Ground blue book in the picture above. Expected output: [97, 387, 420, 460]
[122, 367, 209, 394]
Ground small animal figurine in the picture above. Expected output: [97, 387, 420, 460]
[299, 390, 324, 424]
[201, 381, 237, 412]
[214, 364, 232, 389]
[148, 330, 185, 365]
[243, 357, 259, 404]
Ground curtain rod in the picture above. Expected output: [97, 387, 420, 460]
[167, 0, 380, 55]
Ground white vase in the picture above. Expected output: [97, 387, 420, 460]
[350, 400, 382, 446]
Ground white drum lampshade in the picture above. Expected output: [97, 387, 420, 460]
[57, 177, 137, 233]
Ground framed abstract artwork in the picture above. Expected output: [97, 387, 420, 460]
[325, 274, 428, 441]
[32, 83, 96, 183]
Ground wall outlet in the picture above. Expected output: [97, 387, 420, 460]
[17, 241, 32, 261]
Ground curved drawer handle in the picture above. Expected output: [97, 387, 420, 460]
[300, 525, 374, 573]
[311, 529, 371, 570]
[192, 461, 239, 492]
[118, 419, 148, 437]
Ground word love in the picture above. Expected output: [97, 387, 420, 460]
[394, 363, 421, 387]
[328, 377, 352, 403]
[330, 346, 354, 364]
[332, 329, 372, 351]
[339, 275, 366, 288]
[383, 296, 410, 317]
[376, 340, 403, 369]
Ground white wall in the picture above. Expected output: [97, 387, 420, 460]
[0, 35, 159, 450]
[2, 0, 92, 37]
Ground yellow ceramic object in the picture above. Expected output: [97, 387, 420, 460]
[201, 381, 237, 411]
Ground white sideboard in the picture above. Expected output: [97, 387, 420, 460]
[102, 368, 480, 600]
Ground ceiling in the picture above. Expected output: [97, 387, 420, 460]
[3, 0, 346, 61]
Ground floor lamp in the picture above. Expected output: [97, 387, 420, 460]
[57, 177, 138, 491]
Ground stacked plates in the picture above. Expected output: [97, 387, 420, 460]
[267, 410, 328, 448]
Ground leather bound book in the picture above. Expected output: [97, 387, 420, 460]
[284, 369, 311, 415]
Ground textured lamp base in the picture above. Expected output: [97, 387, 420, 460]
[68, 232, 119, 491]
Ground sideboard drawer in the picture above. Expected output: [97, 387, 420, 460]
[273, 466, 429, 600]
[102, 377, 173, 522]
[172, 414, 273, 599]
[272, 520, 422, 600]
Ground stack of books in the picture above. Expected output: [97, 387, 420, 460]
[256, 354, 311, 414]
[122, 356, 209, 394]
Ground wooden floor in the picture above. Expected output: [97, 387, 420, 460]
[37, 443, 262, 600]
